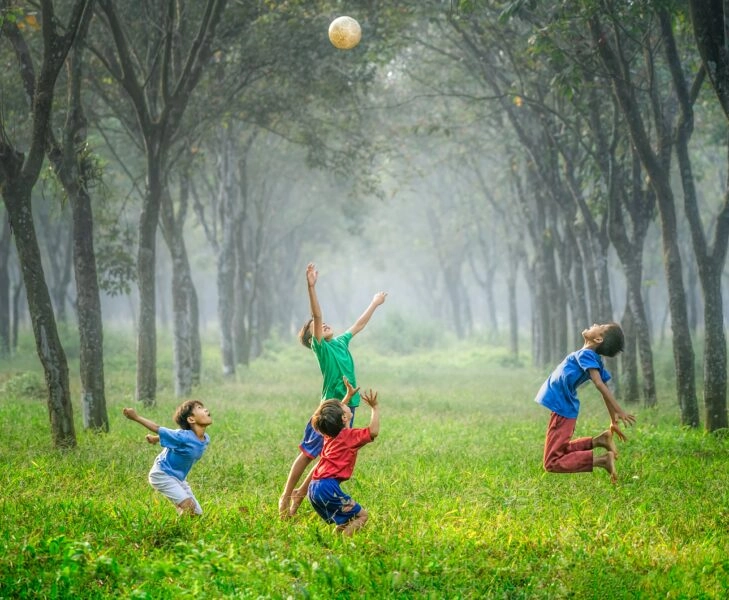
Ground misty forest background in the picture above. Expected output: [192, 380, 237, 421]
[1, 0, 729, 449]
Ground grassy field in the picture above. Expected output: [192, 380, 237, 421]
[0, 331, 727, 599]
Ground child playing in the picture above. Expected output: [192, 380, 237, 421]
[535, 322, 636, 483]
[279, 262, 386, 518]
[308, 378, 379, 536]
[123, 400, 212, 515]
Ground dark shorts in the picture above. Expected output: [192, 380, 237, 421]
[308, 478, 361, 525]
[299, 406, 356, 459]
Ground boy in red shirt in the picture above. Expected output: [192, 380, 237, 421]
[307, 378, 379, 536]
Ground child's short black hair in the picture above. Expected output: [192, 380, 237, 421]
[311, 400, 345, 438]
[174, 400, 203, 430]
[298, 318, 314, 349]
[595, 323, 624, 357]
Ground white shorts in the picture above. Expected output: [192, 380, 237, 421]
[148, 464, 203, 515]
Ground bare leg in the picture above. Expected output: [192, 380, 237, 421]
[279, 452, 312, 519]
[336, 509, 368, 537]
[593, 450, 617, 483]
[176, 497, 199, 516]
[592, 429, 618, 458]
[290, 465, 316, 517]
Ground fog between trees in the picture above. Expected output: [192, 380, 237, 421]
[1, 1, 728, 446]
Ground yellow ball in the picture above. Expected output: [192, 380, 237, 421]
[328, 16, 361, 50]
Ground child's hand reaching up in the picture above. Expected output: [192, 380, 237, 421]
[361, 389, 378, 408]
[306, 263, 318, 287]
[372, 292, 387, 306]
[341, 376, 360, 405]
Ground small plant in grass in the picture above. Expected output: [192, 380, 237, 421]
[1, 371, 46, 400]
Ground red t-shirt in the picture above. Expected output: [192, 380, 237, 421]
[311, 427, 373, 481]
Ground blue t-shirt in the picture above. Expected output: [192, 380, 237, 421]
[534, 348, 611, 419]
[153, 427, 210, 481]
[311, 331, 360, 407]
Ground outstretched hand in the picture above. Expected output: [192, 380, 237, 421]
[610, 410, 635, 442]
[610, 422, 628, 442]
[341, 376, 360, 405]
[306, 263, 318, 287]
[361, 389, 378, 408]
[123, 407, 138, 420]
[372, 291, 387, 306]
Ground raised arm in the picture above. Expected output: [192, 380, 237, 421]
[361, 389, 380, 439]
[589, 370, 636, 440]
[348, 292, 387, 337]
[340, 376, 360, 406]
[123, 407, 160, 434]
[306, 263, 324, 343]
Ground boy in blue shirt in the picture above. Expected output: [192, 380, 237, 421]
[535, 323, 636, 483]
[123, 400, 212, 515]
[279, 262, 386, 518]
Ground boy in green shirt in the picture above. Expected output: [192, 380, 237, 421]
[278, 262, 386, 518]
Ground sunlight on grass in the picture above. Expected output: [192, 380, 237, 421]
[1, 332, 727, 598]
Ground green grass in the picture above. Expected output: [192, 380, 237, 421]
[0, 332, 727, 599]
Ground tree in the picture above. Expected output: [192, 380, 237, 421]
[686, 1, 729, 430]
[0, 0, 93, 447]
[94, 0, 227, 405]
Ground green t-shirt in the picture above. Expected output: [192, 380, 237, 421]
[311, 331, 360, 407]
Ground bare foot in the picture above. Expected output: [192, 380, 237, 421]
[594, 450, 617, 484]
[605, 451, 617, 484]
[278, 495, 291, 520]
[289, 490, 305, 517]
[593, 429, 618, 459]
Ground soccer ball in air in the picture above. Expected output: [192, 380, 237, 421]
[328, 16, 361, 50]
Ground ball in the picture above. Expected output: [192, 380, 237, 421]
[328, 16, 361, 50]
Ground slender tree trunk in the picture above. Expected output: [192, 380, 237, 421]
[0, 216, 10, 356]
[136, 149, 163, 405]
[3, 183, 75, 447]
[506, 255, 519, 359]
[160, 168, 201, 397]
[11, 277, 23, 352]
[620, 297, 639, 404]
[58, 7, 108, 431]
[665, 8, 729, 430]
[591, 15, 699, 426]
[72, 185, 108, 430]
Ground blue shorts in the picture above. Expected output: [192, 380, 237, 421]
[299, 406, 356, 459]
[308, 478, 361, 526]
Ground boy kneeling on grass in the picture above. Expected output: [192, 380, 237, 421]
[123, 400, 211, 516]
[308, 378, 379, 536]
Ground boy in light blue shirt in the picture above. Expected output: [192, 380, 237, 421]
[535, 323, 636, 483]
[123, 400, 212, 515]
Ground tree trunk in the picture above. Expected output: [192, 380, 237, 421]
[0, 215, 10, 356]
[55, 8, 108, 432]
[160, 186, 198, 397]
[506, 253, 519, 359]
[136, 153, 162, 405]
[3, 183, 75, 447]
[620, 298, 639, 405]
[0, 0, 91, 447]
[72, 185, 108, 431]
[591, 15, 699, 427]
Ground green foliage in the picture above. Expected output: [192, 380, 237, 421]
[0, 338, 727, 598]
[368, 311, 446, 354]
[0, 371, 45, 400]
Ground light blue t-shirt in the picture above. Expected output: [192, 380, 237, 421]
[153, 427, 210, 481]
[534, 348, 611, 419]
